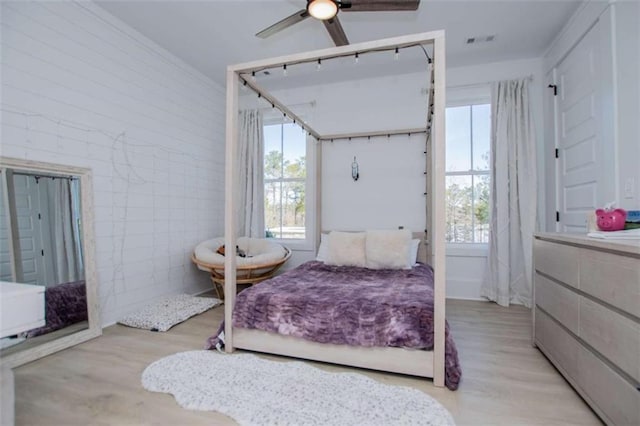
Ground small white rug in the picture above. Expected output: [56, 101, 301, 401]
[142, 351, 455, 426]
[118, 294, 221, 332]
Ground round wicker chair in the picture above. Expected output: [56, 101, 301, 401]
[192, 237, 291, 300]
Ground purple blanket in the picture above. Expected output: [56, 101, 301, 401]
[24, 280, 88, 338]
[208, 261, 461, 390]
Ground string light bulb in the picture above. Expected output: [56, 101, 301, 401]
[354, 52, 359, 64]
[251, 71, 256, 82]
[317, 59, 322, 71]
[394, 47, 399, 60]
[283, 64, 288, 76]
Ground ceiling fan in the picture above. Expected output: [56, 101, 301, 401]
[256, 0, 421, 47]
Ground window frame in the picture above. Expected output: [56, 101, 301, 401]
[445, 86, 491, 249]
[262, 115, 316, 252]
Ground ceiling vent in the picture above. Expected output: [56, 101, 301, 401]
[466, 35, 496, 44]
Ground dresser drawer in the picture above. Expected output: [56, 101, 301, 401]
[580, 297, 640, 382]
[577, 344, 640, 426]
[534, 239, 580, 289]
[535, 308, 580, 380]
[535, 273, 580, 335]
[580, 248, 640, 319]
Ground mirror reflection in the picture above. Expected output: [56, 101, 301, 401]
[0, 168, 88, 355]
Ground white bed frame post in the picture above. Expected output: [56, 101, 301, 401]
[224, 31, 447, 387]
[224, 68, 239, 353]
[431, 33, 446, 388]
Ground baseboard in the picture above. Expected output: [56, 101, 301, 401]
[446, 296, 487, 302]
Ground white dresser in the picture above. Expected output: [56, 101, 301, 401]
[533, 233, 640, 425]
[0, 281, 45, 339]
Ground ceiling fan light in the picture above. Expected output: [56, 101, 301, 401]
[307, 0, 338, 20]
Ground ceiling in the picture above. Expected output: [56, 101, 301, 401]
[96, 0, 582, 87]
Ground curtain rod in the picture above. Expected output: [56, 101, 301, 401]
[446, 74, 534, 91]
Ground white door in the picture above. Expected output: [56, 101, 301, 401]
[13, 174, 47, 284]
[555, 23, 603, 233]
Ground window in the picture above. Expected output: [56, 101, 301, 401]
[263, 122, 308, 241]
[445, 103, 491, 243]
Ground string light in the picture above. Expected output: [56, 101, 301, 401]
[251, 71, 256, 82]
[283, 64, 287, 76]
[354, 52, 359, 64]
[394, 47, 399, 60]
[317, 59, 322, 71]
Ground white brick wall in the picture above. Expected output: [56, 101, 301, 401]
[1, 1, 225, 325]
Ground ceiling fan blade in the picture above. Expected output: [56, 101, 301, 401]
[256, 9, 310, 38]
[341, 0, 420, 12]
[323, 16, 349, 46]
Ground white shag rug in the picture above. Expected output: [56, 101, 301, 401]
[118, 294, 221, 332]
[142, 351, 455, 426]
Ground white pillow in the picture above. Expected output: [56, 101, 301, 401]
[409, 239, 420, 266]
[316, 233, 329, 262]
[326, 231, 366, 267]
[365, 229, 412, 270]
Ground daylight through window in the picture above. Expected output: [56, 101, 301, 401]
[445, 104, 491, 243]
[264, 122, 306, 239]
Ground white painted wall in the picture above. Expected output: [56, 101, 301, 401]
[271, 56, 546, 300]
[543, 0, 640, 216]
[0, 2, 226, 325]
[612, 0, 640, 209]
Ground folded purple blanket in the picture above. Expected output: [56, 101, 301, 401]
[207, 261, 461, 390]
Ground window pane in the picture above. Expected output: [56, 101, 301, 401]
[265, 180, 305, 240]
[445, 175, 473, 243]
[281, 180, 305, 239]
[473, 174, 490, 243]
[264, 124, 283, 179]
[472, 104, 491, 171]
[282, 123, 306, 179]
[445, 106, 471, 172]
[264, 181, 282, 238]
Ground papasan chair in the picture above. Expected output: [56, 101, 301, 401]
[192, 236, 291, 300]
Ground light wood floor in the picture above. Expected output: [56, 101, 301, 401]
[12, 299, 601, 425]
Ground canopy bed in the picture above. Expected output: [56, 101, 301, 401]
[218, 31, 449, 388]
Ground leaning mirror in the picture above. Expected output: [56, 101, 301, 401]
[0, 157, 100, 367]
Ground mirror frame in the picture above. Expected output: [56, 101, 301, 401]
[0, 156, 101, 368]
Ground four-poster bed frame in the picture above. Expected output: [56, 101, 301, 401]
[223, 31, 446, 387]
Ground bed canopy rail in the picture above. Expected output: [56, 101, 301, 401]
[224, 30, 446, 387]
[318, 127, 428, 142]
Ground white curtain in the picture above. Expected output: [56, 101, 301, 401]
[46, 178, 83, 284]
[237, 109, 265, 237]
[482, 78, 537, 307]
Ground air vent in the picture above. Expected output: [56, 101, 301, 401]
[466, 35, 496, 44]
